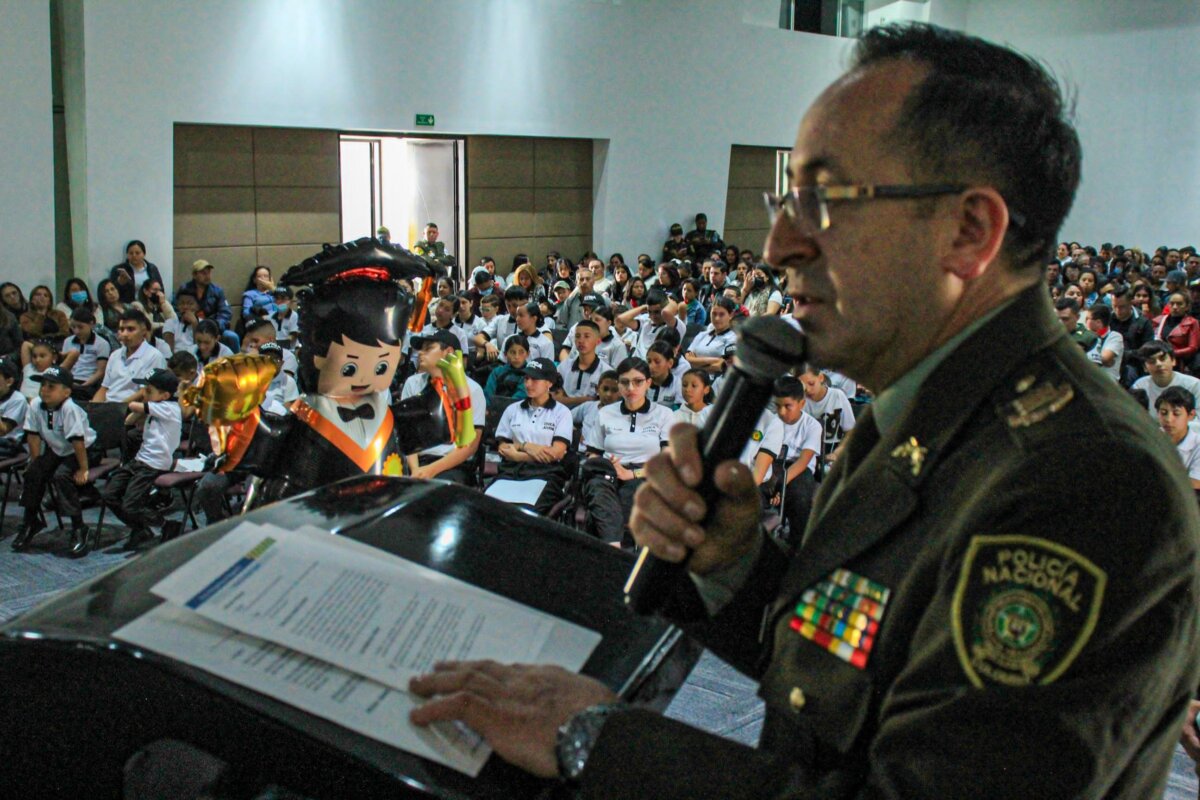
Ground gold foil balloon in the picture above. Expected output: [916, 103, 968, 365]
[180, 354, 278, 455]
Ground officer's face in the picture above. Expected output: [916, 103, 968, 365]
[765, 62, 944, 383]
[426, 227, 439, 243]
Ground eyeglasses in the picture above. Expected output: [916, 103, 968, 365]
[618, 378, 648, 389]
[763, 183, 1024, 235]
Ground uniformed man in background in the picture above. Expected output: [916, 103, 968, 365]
[409, 24, 1200, 798]
[685, 212, 723, 262]
[662, 223, 689, 263]
[413, 222, 455, 273]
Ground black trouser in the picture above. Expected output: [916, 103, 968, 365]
[101, 461, 165, 530]
[582, 457, 643, 545]
[22, 450, 85, 522]
[71, 382, 99, 402]
[780, 469, 816, 551]
[193, 470, 235, 526]
[493, 461, 569, 516]
[418, 454, 473, 486]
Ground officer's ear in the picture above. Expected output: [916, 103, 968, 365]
[939, 186, 1009, 282]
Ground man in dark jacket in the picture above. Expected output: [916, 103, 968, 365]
[409, 25, 1200, 799]
[173, 260, 233, 347]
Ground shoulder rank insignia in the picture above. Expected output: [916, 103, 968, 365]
[1004, 380, 1074, 428]
[788, 568, 891, 669]
[890, 436, 927, 476]
[951, 535, 1106, 688]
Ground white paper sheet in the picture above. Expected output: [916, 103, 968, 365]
[116, 603, 493, 775]
[149, 523, 560, 691]
[484, 479, 548, 507]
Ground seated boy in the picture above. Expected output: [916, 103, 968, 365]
[60, 306, 110, 401]
[101, 368, 182, 550]
[1156, 386, 1200, 490]
[13, 366, 96, 554]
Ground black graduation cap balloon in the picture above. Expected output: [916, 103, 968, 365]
[279, 237, 441, 287]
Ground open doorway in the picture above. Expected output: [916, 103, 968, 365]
[339, 135, 466, 282]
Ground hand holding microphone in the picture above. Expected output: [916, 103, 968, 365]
[625, 315, 807, 614]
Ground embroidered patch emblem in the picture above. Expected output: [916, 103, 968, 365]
[951, 535, 1105, 688]
[788, 568, 890, 669]
[751, 429, 764, 442]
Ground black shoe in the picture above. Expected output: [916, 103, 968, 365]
[123, 528, 154, 551]
[12, 520, 45, 552]
[68, 525, 91, 557]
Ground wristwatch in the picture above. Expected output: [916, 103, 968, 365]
[555, 702, 627, 783]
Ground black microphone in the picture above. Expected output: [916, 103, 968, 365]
[624, 315, 807, 614]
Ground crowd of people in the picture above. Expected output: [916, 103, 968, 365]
[1, 227, 1198, 558]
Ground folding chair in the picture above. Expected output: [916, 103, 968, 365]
[761, 445, 790, 538]
[474, 395, 520, 488]
[0, 451, 29, 535]
[51, 402, 127, 553]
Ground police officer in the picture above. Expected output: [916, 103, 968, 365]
[662, 223, 689, 263]
[408, 24, 1200, 799]
[412, 222, 455, 272]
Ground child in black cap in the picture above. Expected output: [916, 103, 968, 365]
[100, 367, 182, 551]
[13, 366, 96, 554]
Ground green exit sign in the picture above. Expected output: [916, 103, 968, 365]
[415, 114, 435, 127]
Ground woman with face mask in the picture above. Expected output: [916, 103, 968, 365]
[742, 265, 784, 316]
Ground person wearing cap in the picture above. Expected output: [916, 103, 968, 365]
[684, 212, 724, 263]
[13, 366, 96, 554]
[270, 285, 299, 346]
[615, 288, 685, 359]
[400, 328, 484, 483]
[555, 265, 606, 330]
[413, 222, 455, 272]
[491, 357, 574, 515]
[100, 368, 182, 551]
[466, 267, 497, 316]
[662, 223, 689, 264]
[174, 258, 234, 349]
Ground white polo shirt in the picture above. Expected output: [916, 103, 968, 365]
[673, 404, 711, 428]
[137, 400, 183, 471]
[1176, 428, 1200, 483]
[686, 325, 737, 360]
[25, 397, 95, 456]
[1133, 373, 1200, 424]
[481, 314, 518, 346]
[1086, 329, 1124, 382]
[501, 331, 555, 364]
[184, 342, 234, 370]
[263, 371, 300, 416]
[572, 399, 603, 453]
[400, 372, 486, 458]
[0, 390, 28, 440]
[780, 411, 824, 475]
[631, 313, 687, 358]
[162, 317, 195, 351]
[101, 341, 168, 402]
[62, 333, 112, 382]
[496, 397, 573, 448]
[739, 409, 784, 482]
[558, 356, 612, 398]
[648, 372, 683, 410]
[273, 310, 299, 341]
[586, 399, 674, 465]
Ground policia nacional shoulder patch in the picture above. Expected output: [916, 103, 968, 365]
[951, 535, 1106, 688]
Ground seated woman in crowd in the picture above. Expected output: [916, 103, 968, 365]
[608, 262, 632, 304]
[742, 265, 784, 316]
[241, 265, 276, 327]
[484, 335, 530, 401]
[1132, 282, 1162, 318]
[656, 262, 683, 301]
[645, 340, 682, 410]
[96, 278, 128, 331]
[0, 301, 21, 361]
[1, 283, 28, 320]
[681, 278, 706, 326]
[511, 262, 545, 303]
[553, 258, 575, 290]
[581, 356, 673, 546]
[56, 277, 96, 319]
[1155, 292, 1200, 371]
[135, 278, 175, 336]
[435, 277, 455, 302]
[491, 357, 574, 515]
[20, 286, 68, 343]
[186, 319, 233, 368]
[626, 276, 648, 308]
[108, 239, 163, 304]
[685, 296, 738, 374]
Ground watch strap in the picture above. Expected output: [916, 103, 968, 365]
[556, 702, 627, 783]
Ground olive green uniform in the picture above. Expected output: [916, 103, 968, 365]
[579, 285, 1200, 799]
[413, 239, 453, 272]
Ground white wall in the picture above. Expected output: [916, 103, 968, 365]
[67, 0, 852, 292]
[962, 0, 1200, 249]
[0, 0, 55, 291]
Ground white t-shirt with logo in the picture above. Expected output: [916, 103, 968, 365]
[739, 409, 785, 482]
[1086, 330, 1124, 382]
[586, 400, 674, 464]
[496, 399, 573, 448]
[780, 411, 824, 475]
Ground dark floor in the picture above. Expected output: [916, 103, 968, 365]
[0, 503, 1195, 798]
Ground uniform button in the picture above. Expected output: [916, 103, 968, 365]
[789, 687, 806, 711]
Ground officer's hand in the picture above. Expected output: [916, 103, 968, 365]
[630, 423, 761, 575]
[410, 660, 616, 779]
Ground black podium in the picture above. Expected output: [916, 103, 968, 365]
[0, 477, 701, 799]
